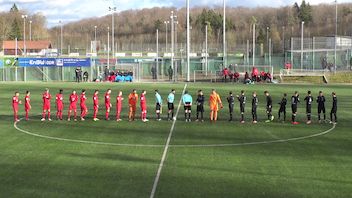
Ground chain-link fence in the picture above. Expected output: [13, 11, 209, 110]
[2, 37, 351, 83]
[288, 36, 352, 71]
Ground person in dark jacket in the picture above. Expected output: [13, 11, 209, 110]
[330, 92, 337, 124]
[196, 90, 205, 122]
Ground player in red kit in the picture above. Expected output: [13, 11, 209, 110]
[93, 90, 99, 121]
[140, 90, 148, 122]
[80, 89, 88, 121]
[105, 89, 112, 120]
[24, 91, 31, 121]
[12, 91, 21, 122]
[55, 89, 64, 120]
[116, 91, 124, 122]
[42, 88, 52, 121]
[68, 90, 78, 121]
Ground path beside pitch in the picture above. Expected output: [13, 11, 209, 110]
[150, 83, 188, 198]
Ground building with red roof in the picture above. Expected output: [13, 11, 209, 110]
[2, 40, 52, 56]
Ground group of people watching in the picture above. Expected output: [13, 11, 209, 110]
[221, 66, 272, 84]
[75, 67, 89, 83]
[104, 67, 134, 83]
[151, 66, 174, 81]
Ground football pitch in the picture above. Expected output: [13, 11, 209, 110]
[0, 82, 351, 198]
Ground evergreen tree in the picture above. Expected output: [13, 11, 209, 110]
[257, 28, 265, 44]
[8, 3, 22, 40]
[154, 19, 162, 31]
[294, 0, 313, 23]
[8, 19, 22, 40]
[10, 3, 19, 13]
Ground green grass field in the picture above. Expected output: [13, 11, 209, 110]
[0, 82, 351, 198]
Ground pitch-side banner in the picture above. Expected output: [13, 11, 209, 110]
[18, 58, 91, 67]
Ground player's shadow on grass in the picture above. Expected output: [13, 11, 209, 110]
[65, 152, 159, 164]
[17, 119, 168, 136]
[172, 132, 283, 143]
[0, 115, 18, 121]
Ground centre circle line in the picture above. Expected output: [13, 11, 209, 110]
[14, 119, 336, 148]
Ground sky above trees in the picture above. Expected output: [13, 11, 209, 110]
[0, 0, 349, 27]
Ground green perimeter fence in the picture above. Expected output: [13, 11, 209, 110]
[0, 55, 350, 82]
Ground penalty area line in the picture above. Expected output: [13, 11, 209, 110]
[149, 83, 188, 198]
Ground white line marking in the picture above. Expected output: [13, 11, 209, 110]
[171, 123, 336, 148]
[13, 119, 336, 148]
[149, 83, 188, 198]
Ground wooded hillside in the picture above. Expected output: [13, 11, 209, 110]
[1, 1, 351, 53]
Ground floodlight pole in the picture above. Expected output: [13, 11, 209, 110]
[59, 20, 63, 56]
[266, 27, 269, 53]
[282, 26, 286, 54]
[107, 26, 110, 69]
[334, 0, 338, 73]
[246, 40, 249, 70]
[175, 21, 178, 55]
[59, 20, 64, 80]
[301, 21, 305, 71]
[252, 23, 256, 67]
[21, 15, 27, 56]
[109, 7, 116, 58]
[156, 29, 159, 80]
[186, 0, 190, 82]
[269, 38, 272, 67]
[164, 21, 169, 53]
[205, 23, 208, 76]
[171, 11, 176, 82]
[223, 0, 227, 68]
[29, 20, 32, 41]
[94, 26, 97, 53]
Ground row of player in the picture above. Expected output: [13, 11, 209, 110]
[11, 88, 338, 124]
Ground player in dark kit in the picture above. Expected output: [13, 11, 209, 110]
[227, 91, 235, 121]
[278, 93, 287, 122]
[304, 91, 314, 124]
[196, 90, 205, 122]
[236, 90, 246, 123]
[330, 92, 337, 124]
[264, 91, 274, 123]
[316, 91, 326, 123]
[291, 91, 300, 125]
[252, 92, 258, 124]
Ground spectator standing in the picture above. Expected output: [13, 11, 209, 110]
[75, 67, 82, 83]
[168, 66, 173, 81]
[151, 66, 157, 80]
[104, 66, 110, 81]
